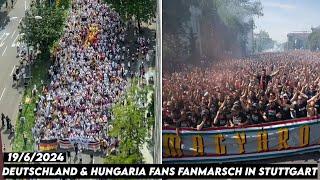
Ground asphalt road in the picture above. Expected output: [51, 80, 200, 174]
[0, 0, 30, 152]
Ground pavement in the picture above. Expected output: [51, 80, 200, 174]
[0, 0, 30, 152]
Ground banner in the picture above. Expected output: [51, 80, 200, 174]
[162, 116, 320, 163]
[39, 139, 58, 152]
[58, 139, 100, 151]
[58, 139, 74, 150]
[87, 141, 100, 152]
[2, 164, 318, 179]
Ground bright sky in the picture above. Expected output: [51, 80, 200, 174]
[254, 0, 320, 43]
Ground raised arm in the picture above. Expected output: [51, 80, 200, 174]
[196, 119, 205, 131]
[240, 89, 248, 100]
[213, 99, 226, 125]
[213, 110, 221, 125]
[240, 97, 249, 112]
[270, 66, 284, 77]
[290, 91, 299, 103]
[307, 92, 320, 104]
[299, 86, 309, 99]
[247, 70, 257, 77]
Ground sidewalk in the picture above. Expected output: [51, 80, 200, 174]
[0, 0, 17, 11]
[0, 0, 17, 29]
[141, 142, 153, 164]
[0, 0, 25, 154]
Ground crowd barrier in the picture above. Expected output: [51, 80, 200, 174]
[162, 116, 320, 163]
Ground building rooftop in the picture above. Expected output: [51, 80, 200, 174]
[287, 32, 310, 38]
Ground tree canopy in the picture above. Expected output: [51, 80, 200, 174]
[308, 31, 320, 51]
[254, 30, 275, 53]
[104, 0, 156, 31]
[163, 0, 263, 63]
[19, 2, 68, 51]
[215, 0, 262, 30]
[105, 80, 154, 164]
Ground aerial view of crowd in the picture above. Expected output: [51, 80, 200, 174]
[32, 0, 150, 150]
[163, 51, 320, 130]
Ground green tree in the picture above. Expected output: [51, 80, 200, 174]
[214, 0, 262, 55]
[104, 0, 156, 32]
[19, 2, 67, 51]
[162, 0, 191, 63]
[163, 0, 263, 64]
[163, 0, 207, 63]
[253, 30, 275, 53]
[55, 0, 71, 9]
[13, 0, 70, 152]
[105, 80, 154, 164]
[308, 31, 320, 51]
[214, 0, 263, 28]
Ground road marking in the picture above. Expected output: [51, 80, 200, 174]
[25, 0, 27, 10]
[2, 45, 7, 56]
[10, 66, 15, 76]
[10, 17, 18, 20]
[0, 88, 5, 102]
[11, 30, 16, 38]
[11, 34, 20, 47]
[0, 33, 10, 47]
[19, 17, 23, 25]
[0, 32, 5, 40]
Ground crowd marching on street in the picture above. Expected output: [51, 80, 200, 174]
[163, 51, 320, 131]
[1, 0, 153, 160]
[24, 0, 153, 154]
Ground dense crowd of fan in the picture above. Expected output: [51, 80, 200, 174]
[163, 51, 320, 130]
[32, 0, 150, 151]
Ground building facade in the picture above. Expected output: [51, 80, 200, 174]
[287, 31, 310, 50]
